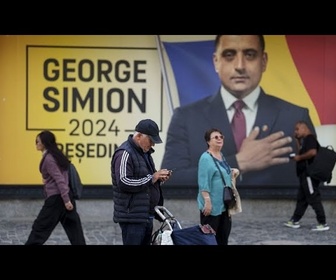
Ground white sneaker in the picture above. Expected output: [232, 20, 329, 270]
[311, 224, 330, 231]
[284, 220, 300, 229]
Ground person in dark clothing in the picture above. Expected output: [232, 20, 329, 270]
[26, 130, 86, 245]
[111, 119, 172, 245]
[284, 121, 329, 231]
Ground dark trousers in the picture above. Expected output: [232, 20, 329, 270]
[119, 218, 154, 245]
[291, 173, 327, 225]
[25, 194, 86, 245]
[200, 210, 231, 245]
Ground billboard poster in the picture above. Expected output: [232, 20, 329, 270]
[0, 35, 168, 185]
[0, 35, 335, 189]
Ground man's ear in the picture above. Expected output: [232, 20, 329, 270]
[262, 52, 268, 72]
[213, 52, 219, 73]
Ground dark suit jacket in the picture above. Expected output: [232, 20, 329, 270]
[161, 88, 315, 187]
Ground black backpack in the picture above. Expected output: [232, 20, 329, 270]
[306, 145, 336, 183]
[68, 163, 84, 199]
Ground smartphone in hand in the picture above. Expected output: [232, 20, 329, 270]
[289, 153, 296, 158]
[168, 168, 176, 175]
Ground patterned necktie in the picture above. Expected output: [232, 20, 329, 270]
[231, 100, 246, 151]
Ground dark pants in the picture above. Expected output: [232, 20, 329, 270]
[25, 194, 86, 245]
[200, 210, 231, 245]
[291, 173, 327, 224]
[119, 218, 154, 245]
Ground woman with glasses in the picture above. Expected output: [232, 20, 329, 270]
[197, 128, 239, 245]
[25, 130, 86, 245]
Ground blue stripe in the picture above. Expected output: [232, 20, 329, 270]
[163, 40, 221, 106]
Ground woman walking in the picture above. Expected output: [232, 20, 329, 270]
[25, 130, 86, 245]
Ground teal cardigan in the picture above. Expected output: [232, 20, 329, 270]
[197, 151, 232, 216]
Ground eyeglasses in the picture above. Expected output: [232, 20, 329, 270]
[211, 135, 224, 140]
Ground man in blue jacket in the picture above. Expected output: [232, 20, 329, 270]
[161, 35, 315, 187]
[111, 119, 172, 245]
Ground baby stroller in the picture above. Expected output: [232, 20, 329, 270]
[151, 206, 217, 245]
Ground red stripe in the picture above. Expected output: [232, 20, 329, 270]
[285, 35, 336, 124]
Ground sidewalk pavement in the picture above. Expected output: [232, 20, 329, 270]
[1, 215, 335, 245]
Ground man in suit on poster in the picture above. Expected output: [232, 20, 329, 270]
[161, 35, 315, 187]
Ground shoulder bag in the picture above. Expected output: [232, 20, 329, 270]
[210, 153, 236, 209]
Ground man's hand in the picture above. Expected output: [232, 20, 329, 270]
[152, 169, 171, 184]
[236, 126, 293, 173]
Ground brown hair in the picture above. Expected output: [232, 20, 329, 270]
[204, 128, 223, 147]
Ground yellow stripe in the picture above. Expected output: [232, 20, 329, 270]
[261, 35, 320, 125]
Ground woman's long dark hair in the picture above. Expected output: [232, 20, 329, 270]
[38, 130, 70, 171]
